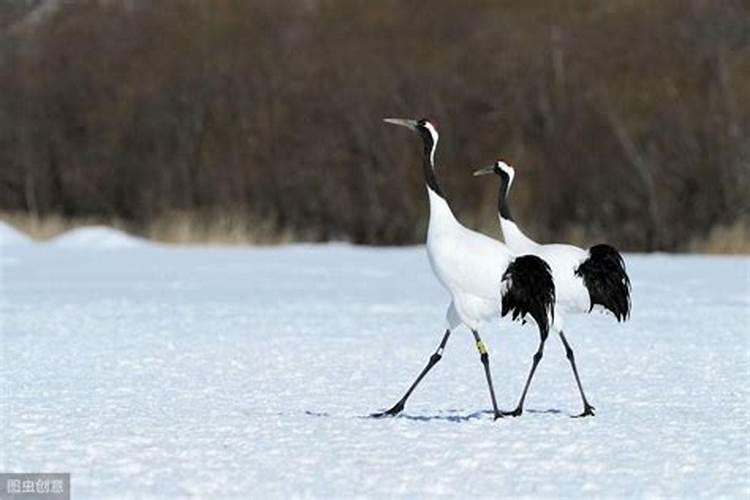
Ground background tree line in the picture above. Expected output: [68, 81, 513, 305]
[0, 0, 748, 251]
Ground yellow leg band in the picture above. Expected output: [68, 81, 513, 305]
[476, 340, 487, 355]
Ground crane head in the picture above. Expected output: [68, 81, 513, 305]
[384, 118, 439, 147]
[473, 160, 515, 190]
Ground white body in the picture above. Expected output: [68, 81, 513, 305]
[427, 188, 515, 332]
[488, 161, 592, 325]
[396, 121, 522, 334]
[500, 218, 590, 325]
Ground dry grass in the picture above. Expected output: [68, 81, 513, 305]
[688, 218, 750, 255]
[0, 211, 294, 246]
[546, 222, 750, 254]
[142, 211, 294, 245]
[1, 213, 128, 241]
[3, 212, 749, 253]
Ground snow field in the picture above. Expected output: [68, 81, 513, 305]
[1, 227, 749, 498]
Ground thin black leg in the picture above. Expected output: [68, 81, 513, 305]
[371, 329, 451, 418]
[472, 330, 502, 420]
[503, 331, 548, 417]
[559, 330, 595, 417]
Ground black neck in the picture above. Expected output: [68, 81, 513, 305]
[497, 171, 513, 221]
[420, 130, 445, 198]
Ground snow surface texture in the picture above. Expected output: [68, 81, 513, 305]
[0, 222, 31, 248]
[1, 228, 749, 498]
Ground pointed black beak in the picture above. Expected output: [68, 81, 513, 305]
[384, 118, 419, 131]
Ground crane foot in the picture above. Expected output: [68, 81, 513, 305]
[370, 401, 404, 418]
[501, 407, 523, 417]
[572, 404, 596, 418]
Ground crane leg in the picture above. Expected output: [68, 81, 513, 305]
[558, 330, 595, 417]
[472, 330, 503, 420]
[502, 330, 548, 417]
[371, 329, 451, 418]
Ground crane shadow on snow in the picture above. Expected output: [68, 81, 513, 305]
[394, 410, 496, 422]
[304, 409, 563, 422]
[387, 408, 564, 422]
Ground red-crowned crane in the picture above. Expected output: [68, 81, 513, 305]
[373, 119, 555, 420]
[473, 160, 631, 417]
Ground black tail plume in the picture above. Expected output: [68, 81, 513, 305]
[501, 255, 556, 337]
[575, 244, 631, 321]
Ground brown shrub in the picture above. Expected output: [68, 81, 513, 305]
[0, 0, 747, 251]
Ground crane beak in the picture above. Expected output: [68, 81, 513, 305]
[472, 165, 495, 177]
[384, 118, 419, 131]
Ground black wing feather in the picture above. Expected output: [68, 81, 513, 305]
[575, 244, 631, 321]
[501, 255, 556, 337]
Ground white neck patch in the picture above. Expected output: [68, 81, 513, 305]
[497, 161, 515, 190]
[423, 121, 439, 166]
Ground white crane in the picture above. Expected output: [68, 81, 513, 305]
[473, 160, 631, 417]
[373, 119, 555, 420]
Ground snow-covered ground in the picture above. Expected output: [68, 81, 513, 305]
[1, 226, 749, 498]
